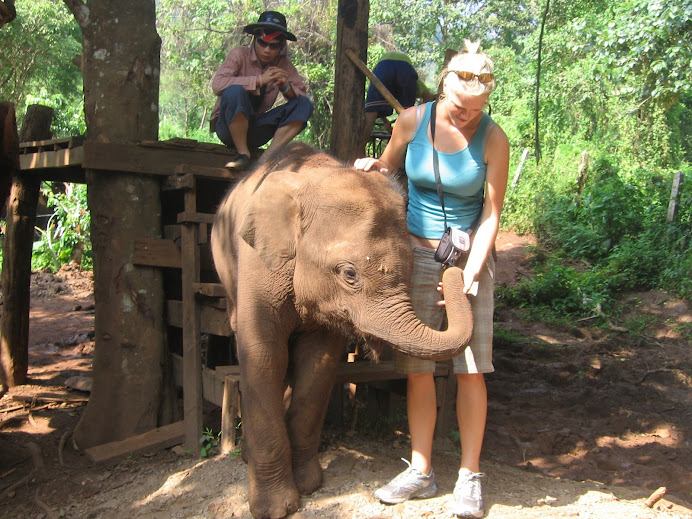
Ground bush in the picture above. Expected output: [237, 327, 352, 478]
[31, 182, 92, 272]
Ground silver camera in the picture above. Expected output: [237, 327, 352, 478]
[434, 227, 470, 266]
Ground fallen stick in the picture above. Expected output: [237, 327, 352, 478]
[644, 486, 667, 508]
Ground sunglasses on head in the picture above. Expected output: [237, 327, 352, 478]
[455, 70, 494, 84]
[255, 38, 283, 51]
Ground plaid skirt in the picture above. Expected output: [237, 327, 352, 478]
[395, 246, 495, 374]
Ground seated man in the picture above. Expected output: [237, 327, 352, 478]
[360, 51, 435, 156]
[210, 11, 314, 170]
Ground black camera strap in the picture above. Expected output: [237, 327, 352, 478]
[430, 101, 448, 229]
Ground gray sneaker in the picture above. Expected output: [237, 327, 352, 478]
[374, 459, 437, 504]
[451, 468, 484, 518]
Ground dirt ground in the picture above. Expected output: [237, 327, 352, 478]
[1, 231, 691, 519]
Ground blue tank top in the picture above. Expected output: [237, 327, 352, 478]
[405, 102, 494, 239]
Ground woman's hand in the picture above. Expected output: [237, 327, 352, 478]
[353, 157, 389, 174]
[435, 271, 478, 306]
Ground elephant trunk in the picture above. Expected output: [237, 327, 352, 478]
[358, 267, 474, 361]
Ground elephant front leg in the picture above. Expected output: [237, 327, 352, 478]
[237, 327, 300, 518]
[286, 330, 346, 495]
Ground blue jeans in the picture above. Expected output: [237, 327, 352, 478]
[215, 85, 314, 149]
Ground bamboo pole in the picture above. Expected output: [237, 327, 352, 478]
[345, 49, 404, 114]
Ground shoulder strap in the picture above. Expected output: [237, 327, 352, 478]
[430, 101, 448, 229]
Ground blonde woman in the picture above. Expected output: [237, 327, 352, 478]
[354, 41, 509, 518]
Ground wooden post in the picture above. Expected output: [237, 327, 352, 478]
[0, 104, 53, 389]
[667, 172, 683, 224]
[330, 0, 369, 163]
[180, 179, 203, 452]
[511, 148, 531, 189]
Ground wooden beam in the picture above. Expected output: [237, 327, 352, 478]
[82, 141, 235, 177]
[193, 283, 226, 298]
[166, 300, 231, 337]
[176, 212, 215, 225]
[345, 49, 404, 114]
[18, 146, 84, 172]
[133, 238, 181, 268]
[174, 163, 237, 181]
[84, 420, 185, 463]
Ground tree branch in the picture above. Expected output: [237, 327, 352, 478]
[0, 0, 17, 29]
[62, 0, 90, 28]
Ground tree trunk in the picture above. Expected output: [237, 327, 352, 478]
[64, 0, 169, 449]
[330, 0, 369, 163]
[0, 104, 52, 391]
[0, 101, 18, 215]
[19, 105, 54, 143]
[534, 0, 550, 164]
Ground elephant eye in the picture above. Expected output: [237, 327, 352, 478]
[336, 263, 361, 287]
[344, 267, 358, 282]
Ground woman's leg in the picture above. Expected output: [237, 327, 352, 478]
[407, 372, 437, 474]
[456, 373, 487, 472]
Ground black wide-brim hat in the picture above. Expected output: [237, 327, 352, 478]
[243, 11, 297, 41]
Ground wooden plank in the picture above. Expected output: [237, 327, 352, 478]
[18, 136, 84, 152]
[84, 421, 185, 463]
[174, 163, 238, 181]
[193, 283, 226, 298]
[19, 145, 84, 171]
[166, 300, 231, 336]
[133, 238, 181, 268]
[170, 353, 227, 407]
[177, 211, 215, 224]
[82, 141, 235, 176]
[163, 173, 196, 191]
[214, 360, 448, 384]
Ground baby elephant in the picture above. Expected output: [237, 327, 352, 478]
[211, 143, 473, 519]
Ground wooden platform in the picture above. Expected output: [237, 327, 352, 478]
[171, 353, 451, 453]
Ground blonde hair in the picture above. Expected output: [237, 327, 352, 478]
[440, 39, 496, 98]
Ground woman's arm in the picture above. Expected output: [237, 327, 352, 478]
[354, 104, 419, 174]
[462, 123, 510, 293]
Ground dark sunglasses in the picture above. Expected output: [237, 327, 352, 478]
[255, 38, 283, 51]
[455, 70, 494, 84]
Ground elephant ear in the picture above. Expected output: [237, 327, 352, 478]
[238, 170, 303, 272]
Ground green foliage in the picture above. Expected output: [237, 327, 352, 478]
[200, 427, 221, 457]
[5, 0, 689, 318]
[31, 183, 92, 273]
[0, 0, 83, 137]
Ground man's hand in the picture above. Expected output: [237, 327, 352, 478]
[263, 66, 288, 89]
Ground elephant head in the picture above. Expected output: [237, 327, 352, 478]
[233, 144, 473, 359]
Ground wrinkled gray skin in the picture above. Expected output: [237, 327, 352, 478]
[211, 143, 473, 519]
